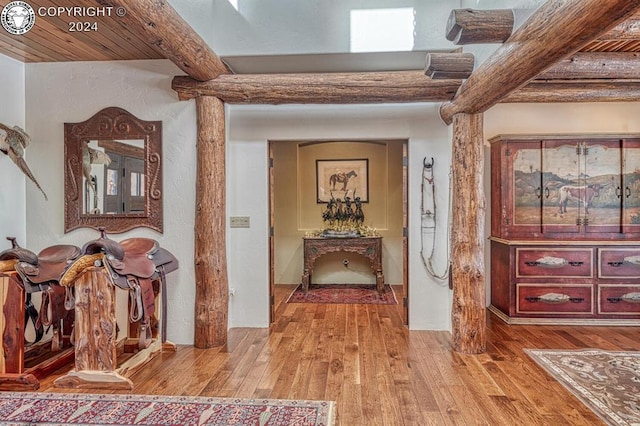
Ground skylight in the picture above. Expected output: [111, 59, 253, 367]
[350, 8, 415, 53]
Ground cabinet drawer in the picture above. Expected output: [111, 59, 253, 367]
[599, 248, 640, 278]
[516, 248, 593, 278]
[516, 284, 593, 314]
[598, 285, 640, 315]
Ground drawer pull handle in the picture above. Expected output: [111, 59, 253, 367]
[607, 261, 624, 267]
[568, 261, 584, 267]
[608, 292, 640, 304]
[524, 293, 581, 304]
[525, 256, 567, 268]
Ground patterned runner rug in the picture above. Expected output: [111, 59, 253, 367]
[286, 284, 397, 304]
[525, 348, 640, 426]
[0, 392, 336, 425]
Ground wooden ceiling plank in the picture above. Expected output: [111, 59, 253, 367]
[104, 0, 230, 80]
[0, 37, 56, 62]
[26, 0, 138, 61]
[538, 52, 640, 79]
[439, 1, 640, 125]
[62, 0, 164, 59]
[15, 19, 112, 61]
[172, 71, 461, 104]
[0, 28, 70, 62]
[504, 80, 640, 103]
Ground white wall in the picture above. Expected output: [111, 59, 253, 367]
[170, 0, 459, 56]
[25, 60, 198, 344]
[0, 54, 26, 248]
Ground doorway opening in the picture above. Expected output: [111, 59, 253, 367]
[268, 139, 409, 325]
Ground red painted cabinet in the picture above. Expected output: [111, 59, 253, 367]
[489, 134, 640, 324]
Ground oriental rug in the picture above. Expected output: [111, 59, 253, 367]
[286, 284, 397, 305]
[0, 392, 336, 426]
[525, 348, 640, 426]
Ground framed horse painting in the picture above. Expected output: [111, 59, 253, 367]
[316, 158, 369, 203]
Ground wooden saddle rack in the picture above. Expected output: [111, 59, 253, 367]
[0, 230, 179, 391]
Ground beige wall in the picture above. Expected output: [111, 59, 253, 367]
[272, 140, 404, 285]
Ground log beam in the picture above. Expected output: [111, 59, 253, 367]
[194, 96, 228, 348]
[504, 80, 640, 103]
[446, 9, 640, 45]
[538, 52, 640, 80]
[598, 11, 640, 40]
[440, 0, 640, 125]
[425, 53, 475, 79]
[172, 71, 461, 104]
[446, 9, 514, 45]
[107, 0, 230, 81]
[451, 113, 486, 354]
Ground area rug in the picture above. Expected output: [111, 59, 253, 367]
[0, 392, 336, 426]
[286, 284, 397, 304]
[525, 348, 640, 426]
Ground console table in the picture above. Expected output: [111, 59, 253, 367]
[302, 236, 384, 292]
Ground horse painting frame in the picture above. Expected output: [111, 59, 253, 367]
[316, 158, 369, 203]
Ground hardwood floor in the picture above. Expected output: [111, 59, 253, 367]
[37, 284, 639, 425]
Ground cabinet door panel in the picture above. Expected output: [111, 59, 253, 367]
[541, 141, 582, 233]
[509, 141, 543, 236]
[583, 140, 623, 234]
[622, 139, 640, 234]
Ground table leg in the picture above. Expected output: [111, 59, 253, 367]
[376, 271, 384, 293]
[301, 270, 310, 292]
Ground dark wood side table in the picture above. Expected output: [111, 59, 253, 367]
[301, 236, 384, 292]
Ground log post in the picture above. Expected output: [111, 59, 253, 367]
[450, 113, 486, 354]
[194, 96, 228, 348]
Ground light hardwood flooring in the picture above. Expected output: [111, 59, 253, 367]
[37, 284, 639, 425]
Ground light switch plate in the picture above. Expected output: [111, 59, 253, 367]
[230, 216, 250, 228]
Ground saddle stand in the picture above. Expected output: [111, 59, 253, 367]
[53, 229, 179, 390]
[0, 238, 77, 391]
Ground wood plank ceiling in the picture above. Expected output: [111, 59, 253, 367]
[1, 2, 639, 66]
[0, 0, 163, 62]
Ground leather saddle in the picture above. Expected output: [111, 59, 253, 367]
[0, 237, 79, 350]
[61, 229, 179, 350]
[0, 238, 43, 346]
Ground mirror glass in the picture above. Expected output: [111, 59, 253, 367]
[65, 107, 162, 233]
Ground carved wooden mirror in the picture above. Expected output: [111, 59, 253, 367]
[64, 107, 162, 233]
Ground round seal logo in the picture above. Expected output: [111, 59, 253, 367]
[1, 2, 35, 35]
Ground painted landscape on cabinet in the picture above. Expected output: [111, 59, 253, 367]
[512, 142, 640, 227]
